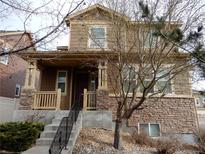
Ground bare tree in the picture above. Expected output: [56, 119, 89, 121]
[0, 0, 85, 55]
[86, 0, 205, 149]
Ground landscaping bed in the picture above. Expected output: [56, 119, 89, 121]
[73, 128, 197, 154]
[0, 122, 44, 153]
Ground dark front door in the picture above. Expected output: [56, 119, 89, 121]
[73, 71, 89, 109]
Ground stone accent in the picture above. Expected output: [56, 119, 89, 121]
[19, 88, 35, 110]
[97, 95, 198, 134]
[96, 89, 110, 110]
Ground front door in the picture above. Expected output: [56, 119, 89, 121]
[73, 71, 89, 109]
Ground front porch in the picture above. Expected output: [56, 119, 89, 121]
[19, 57, 108, 111]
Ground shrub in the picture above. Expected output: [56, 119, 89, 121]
[155, 138, 183, 154]
[197, 130, 205, 154]
[0, 122, 44, 152]
[132, 131, 156, 147]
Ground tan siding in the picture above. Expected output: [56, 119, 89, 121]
[69, 8, 192, 96]
[173, 71, 192, 95]
[107, 62, 192, 96]
[70, 23, 88, 50]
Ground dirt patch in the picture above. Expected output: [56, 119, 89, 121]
[72, 128, 197, 154]
[73, 128, 156, 154]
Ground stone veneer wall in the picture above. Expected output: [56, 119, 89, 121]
[96, 89, 198, 134]
[19, 88, 35, 110]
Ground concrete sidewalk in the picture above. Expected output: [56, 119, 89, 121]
[22, 146, 49, 154]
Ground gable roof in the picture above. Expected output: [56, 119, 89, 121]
[66, 3, 130, 25]
[0, 30, 35, 52]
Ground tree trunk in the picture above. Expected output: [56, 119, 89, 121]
[113, 101, 122, 149]
[113, 118, 122, 149]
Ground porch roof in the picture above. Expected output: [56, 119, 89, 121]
[18, 50, 115, 66]
[18, 50, 115, 61]
[18, 49, 190, 66]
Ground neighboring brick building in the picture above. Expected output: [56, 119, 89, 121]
[18, 4, 198, 137]
[0, 31, 35, 98]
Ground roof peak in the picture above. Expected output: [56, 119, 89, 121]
[67, 3, 129, 21]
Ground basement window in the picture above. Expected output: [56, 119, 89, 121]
[139, 123, 160, 137]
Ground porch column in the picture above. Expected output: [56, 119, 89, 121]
[98, 60, 108, 89]
[19, 61, 37, 110]
[23, 61, 37, 89]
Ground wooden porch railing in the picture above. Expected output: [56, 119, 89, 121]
[33, 89, 61, 109]
[83, 89, 96, 110]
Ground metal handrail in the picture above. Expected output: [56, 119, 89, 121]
[48, 101, 80, 154]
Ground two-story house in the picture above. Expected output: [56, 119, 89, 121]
[18, 4, 198, 139]
[0, 31, 34, 98]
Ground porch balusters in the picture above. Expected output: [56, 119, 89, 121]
[83, 89, 96, 110]
[33, 89, 61, 109]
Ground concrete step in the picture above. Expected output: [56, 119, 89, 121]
[55, 111, 70, 119]
[36, 137, 74, 146]
[40, 131, 56, 138]
[44, 123, 80, 132]
[52, 117, 80, 124]
[40, 130, 75, 138]
[36, 138, 53, 146]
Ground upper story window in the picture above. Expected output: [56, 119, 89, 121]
[56, 71, 67, 95]
[122, 65, 172, 94]
[155, 70, 172, 93]
[140, 69, 172, 94]
[88, 26, 107, 49]
[141, 30, 158, 49]
[0, 47, 9, 65]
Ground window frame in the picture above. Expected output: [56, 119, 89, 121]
[56, 70, 67, 96]
[140, 29, 159, 49]
[122, 64, 138, 94]
[88, 25, 107, 49]
[0, 47, 9, 65]
[138, 123, 161, 137]
[15, 84, 21, 97]
[122, 64, 174, 95]
[154, 69, 173, 94]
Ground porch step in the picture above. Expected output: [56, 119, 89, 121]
[36, 137, 74, 146]
[52, 117, 81, 124]
[24, 111, 82, 154]
[40, 130, 75, 138]
[36, 138, 53, 146]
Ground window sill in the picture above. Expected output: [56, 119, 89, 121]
[0, 61, 8, 65]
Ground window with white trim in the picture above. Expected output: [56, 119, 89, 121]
[0, 47, 9, 65]
[155, 69, 172, 93]
[56, 71, 67, 95]
[15, 84, 21, 97]
[123, 65, 172, 94]
[89, 26, 106, 48]
[139, 123, 160, 137]
[141, 29, 158, 48]
[140, 69, 172, 94]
